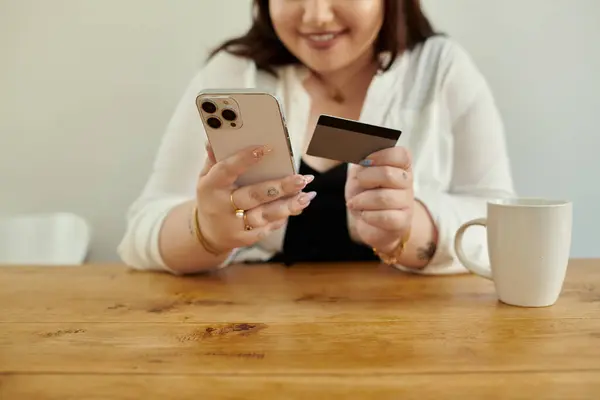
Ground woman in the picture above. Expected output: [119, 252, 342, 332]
[118, 0, 515, 275]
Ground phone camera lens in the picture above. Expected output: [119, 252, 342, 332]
[207, 117, 222, 129]
[221, 109, 237, 121]
[201, 101, 217, 114]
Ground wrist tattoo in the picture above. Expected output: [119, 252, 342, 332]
[417, 241, 437, 261]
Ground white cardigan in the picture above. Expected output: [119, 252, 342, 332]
[118, 36, 516, 275]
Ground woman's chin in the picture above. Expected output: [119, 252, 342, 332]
[295, 43, 372, 76]
[301, 55, 354, 75]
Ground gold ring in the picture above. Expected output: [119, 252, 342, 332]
[230, 191, 245, 218]
[243, 212, 253, 231]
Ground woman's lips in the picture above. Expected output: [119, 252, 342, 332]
[300, 30, 348, 50]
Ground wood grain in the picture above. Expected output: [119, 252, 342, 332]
[0, 259, 599, 398]
[2, 319, 600, 374]
[1, 372, 599, 400]
[1, 261, 598, 324]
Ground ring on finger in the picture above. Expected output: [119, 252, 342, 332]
[230, 190, 245, 218]
[243, 212, 253, 231]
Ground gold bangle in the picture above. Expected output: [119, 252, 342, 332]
[192, 204, 223, 256]
[373, 229, 411, 265]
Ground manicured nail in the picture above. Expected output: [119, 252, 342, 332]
[359, 159, 373, 167]
[303, 174, 315, 184]
[298, 191, 317, 206]
[252, 145, 272, 159]
[294, 175, 307, 186]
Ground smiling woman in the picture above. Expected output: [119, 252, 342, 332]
[212, 0, 435, 75]
[118, 0, 515, 275]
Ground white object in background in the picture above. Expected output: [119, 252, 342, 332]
[454, 198, 573, 308]
[0, 213, 91, 266]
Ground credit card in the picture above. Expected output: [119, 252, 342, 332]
[306, 115, 402, 164]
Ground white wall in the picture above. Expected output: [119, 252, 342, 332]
[1, 0, 598, 261]
[422, 0, 600, 257]
[0, 0, 251, 261]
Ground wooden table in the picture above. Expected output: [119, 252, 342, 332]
[0, 259, 599, 399]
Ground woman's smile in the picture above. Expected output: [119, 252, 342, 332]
[299, 29, 350, 50]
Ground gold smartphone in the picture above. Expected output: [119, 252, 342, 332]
[196, 89, 296, 186]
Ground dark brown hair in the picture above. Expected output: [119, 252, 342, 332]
[210, 0, 437, 74]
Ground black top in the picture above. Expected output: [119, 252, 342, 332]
[269, 160, 379, 265]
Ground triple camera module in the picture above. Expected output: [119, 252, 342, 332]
[200, 100, 239, 130]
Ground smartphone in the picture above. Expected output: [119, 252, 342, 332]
[196, 89, 296, 187]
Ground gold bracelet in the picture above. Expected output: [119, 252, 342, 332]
[192, 204, 223, 256]
[373, 229, 411, 265]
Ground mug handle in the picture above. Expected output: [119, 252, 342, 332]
[454, 218, 493, 280]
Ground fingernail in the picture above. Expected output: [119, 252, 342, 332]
[298, 191, 317, 206]
[304, 174, 315, 184]
[294, 175, 307, 186]
[252, 145, 272, 159]
[359, 159, 373, 167]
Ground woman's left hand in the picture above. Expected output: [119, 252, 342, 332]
[345, 147, 414, 255]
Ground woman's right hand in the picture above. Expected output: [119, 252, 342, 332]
[195, 144, 316, 253]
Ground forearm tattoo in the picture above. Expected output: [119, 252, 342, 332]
[417, 241, 437, 261]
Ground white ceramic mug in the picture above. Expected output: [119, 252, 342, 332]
[454, 198, 572, 307]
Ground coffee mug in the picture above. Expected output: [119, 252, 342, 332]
[454, 198, 572, 307]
